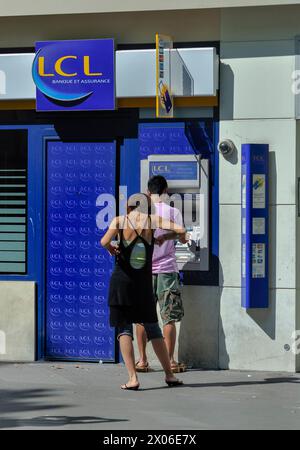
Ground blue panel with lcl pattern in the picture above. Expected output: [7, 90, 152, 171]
[46, 141, 116, 361]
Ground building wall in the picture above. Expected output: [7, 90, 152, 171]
[139, 5, 300, 371]
[0, 4, 300, 370]
[296, 120, 300, 371]
[0, 9, 220, 48]
[1, 4, 299, 48]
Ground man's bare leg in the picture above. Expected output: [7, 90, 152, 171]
[163, 321, 177, 365]
[151, 338, 182, 384]
[136, 324, 148, 367]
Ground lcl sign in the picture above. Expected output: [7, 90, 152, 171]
[32, 39, 115, 111]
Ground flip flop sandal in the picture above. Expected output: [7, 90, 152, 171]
[121, 383, 140, 391]
[165, 379, 184, 387]
[135, 361, 150, 373]
[171, 363, 187, 373]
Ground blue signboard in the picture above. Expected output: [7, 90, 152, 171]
[32, 39, 115, 111]
[46, 141, 116, 361]
[149, 161, 198, 180]
[241, 144, 269, 308]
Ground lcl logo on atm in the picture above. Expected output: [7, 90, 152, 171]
[152, 165, 171, 174]
[32, 39, 115, 111]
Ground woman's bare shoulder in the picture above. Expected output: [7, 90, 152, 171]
[109, 215, 124, 229]
[150, 214, 159, 226]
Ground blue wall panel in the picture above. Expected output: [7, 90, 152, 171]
[46, 141, 116, 361]
[241, 143, 269, 308]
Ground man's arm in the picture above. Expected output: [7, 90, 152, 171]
[155, 231, 189, 246]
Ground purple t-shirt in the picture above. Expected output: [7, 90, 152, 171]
[152, 202, 183, 274]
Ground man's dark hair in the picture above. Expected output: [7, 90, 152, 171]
[147, 175, 168, 195]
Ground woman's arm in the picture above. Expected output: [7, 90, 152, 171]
[100, 217, 120, 256]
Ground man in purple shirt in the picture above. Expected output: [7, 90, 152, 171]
[136, 175, 187, 373]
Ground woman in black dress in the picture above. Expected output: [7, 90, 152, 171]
[101, 193, 186, 390]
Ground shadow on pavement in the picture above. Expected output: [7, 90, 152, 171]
[0, 415, 129, 429]
[0, 387, 68, 429]
[0, 388, 129, 429]
[139, 377, 300, 391]
[0, 388, 68, 414]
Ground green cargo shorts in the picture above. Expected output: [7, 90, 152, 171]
[152, 273, 184, 326]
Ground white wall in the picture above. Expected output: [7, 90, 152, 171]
[0, 1, 299, 17]
[219, 8, 298, 371]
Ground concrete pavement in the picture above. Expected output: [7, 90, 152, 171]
[0, 362, 299, 430]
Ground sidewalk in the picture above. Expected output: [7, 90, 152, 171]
[0, 362, 299, 430]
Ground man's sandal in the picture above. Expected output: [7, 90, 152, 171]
[135, 361, 150, 373]
[121, 383, 140, 391]
[171, 362, 187, 373]
[165, 379, 184, 387]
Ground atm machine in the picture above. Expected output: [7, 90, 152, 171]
[141, 154, 209, 271]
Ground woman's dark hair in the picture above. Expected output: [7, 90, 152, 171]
[147, 175, 168, 196]
[127, 193, 153, 215]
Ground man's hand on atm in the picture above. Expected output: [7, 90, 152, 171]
[179, 233, 190, 245]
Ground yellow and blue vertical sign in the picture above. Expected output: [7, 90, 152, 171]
[156, 34, 173, 118]
[241, 144, 269, 308]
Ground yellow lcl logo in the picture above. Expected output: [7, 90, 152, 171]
[38, 55, 102, 77]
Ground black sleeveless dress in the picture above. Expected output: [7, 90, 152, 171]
[108, 216, 158, 327]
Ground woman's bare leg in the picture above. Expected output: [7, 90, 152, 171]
[151, 338, 181, 382]
[119, 335, 139, 388]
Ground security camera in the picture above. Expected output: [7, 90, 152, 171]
[218, 139, 235, 156]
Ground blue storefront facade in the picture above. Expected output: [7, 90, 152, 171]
[0, 111, 219, 362]
[1, 2, 300, 373]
